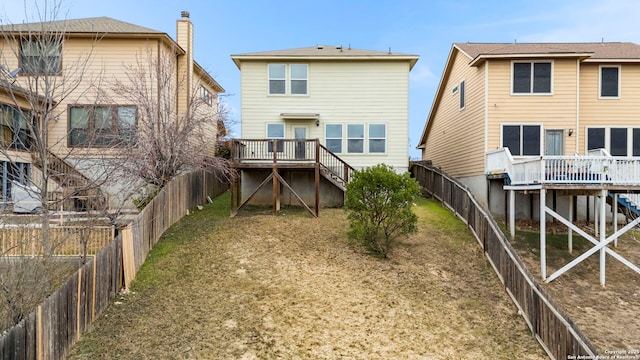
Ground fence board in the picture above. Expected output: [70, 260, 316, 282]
[411, 163, 598, 359]
[0, 170, 228, 360]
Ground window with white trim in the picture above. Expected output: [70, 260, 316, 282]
[268, 64, 308, 95]
[600, 66, 620, 98]
[347, 124, 364, 153]
[268, 64, 286, 95]
[502, 124, 541, 156]
[512, 62, 551, 94]
[587, 127, 640, 156]
[290, 64, 308, 95]
[325, 124, 342, 153]
[267, 123, 284, 152]
[368, 124, 386, 153]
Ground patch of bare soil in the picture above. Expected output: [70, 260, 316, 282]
[67, 199, 546, 359]
[510, 220, 640, 352]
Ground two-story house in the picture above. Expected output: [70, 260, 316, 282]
[418, 42, 640, 283]
[0, 12, 223, 211]
[419, 42, 640, 216]
[230, 45, 418, 214]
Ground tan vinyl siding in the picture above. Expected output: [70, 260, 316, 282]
[485, 58, 579, 155]
[240, 60, 411, 170]
[423, 50, 486, 177]
[578, 63, 640, 153]
[41, 38, 165, 155]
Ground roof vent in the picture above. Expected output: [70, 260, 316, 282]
[181, 11, 190, 19]
[317, 45, 324, 49]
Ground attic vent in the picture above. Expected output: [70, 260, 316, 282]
[336, 46, 342, 50]
[317, 46, 324, 49]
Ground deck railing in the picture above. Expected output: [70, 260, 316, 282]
[232, 139, 317, 163]
[231, 139, 353, 186]
[486, 148, 640, 186]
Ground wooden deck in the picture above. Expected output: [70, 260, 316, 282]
[230, 139, 354, 216]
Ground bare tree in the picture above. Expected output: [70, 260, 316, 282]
[0, 0, 114, 329]
[109, 50, 233, 191]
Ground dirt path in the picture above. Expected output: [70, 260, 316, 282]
[67, 197, 546, 359]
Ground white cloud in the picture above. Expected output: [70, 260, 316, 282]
[410, 63, 437, 88]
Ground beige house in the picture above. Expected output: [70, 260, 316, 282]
[419, 42, 640, 216]
[229, 46, 418, 214]
[418, 42, 640, 284]
[0, 12, 223, 210]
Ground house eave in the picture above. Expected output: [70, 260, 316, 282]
[468, 52, 594, 67]
[231, 55, 419, 70]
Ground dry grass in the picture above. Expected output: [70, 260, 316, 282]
[509, 222, 640, 352]
[67, 193, 546, 359]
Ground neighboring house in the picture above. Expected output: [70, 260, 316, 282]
[418, 42, 640, 219]
[228, 46, 418, 214]
[0, 11, 223, 210]
[418, 42, 640, 284]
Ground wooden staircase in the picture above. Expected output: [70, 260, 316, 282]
[31, 150, 107, 211]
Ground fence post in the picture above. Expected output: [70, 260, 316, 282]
[122, 225, 136, 289]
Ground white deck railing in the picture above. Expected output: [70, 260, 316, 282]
[486, 148, 640, 186]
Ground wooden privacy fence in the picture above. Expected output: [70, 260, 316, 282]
[410, 163, 599, 360]
[0, 170, 228, 359]
[0, 226, 114, 256]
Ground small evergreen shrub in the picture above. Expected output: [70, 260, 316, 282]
[344, 164, 420, 257]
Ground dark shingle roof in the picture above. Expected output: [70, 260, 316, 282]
[0, 17, 161, 34]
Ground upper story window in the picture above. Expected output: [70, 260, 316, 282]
[502, 124, 541, 156]
[68, 105, 136, 147]
[20, 38, 62, 75]
[200, 85, 214, 106]
[268, 64, 286, 95]
[512, 61, 551, 94]
[600, 66, 620, 98]
[0, 104, 30, 150]
[268, 64, 308, 95]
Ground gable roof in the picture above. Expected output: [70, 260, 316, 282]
[417, 42, 640, 149]
[0, 17, 161, 34]
[231, 45, 419, 69]
[456, 42, 640, 66]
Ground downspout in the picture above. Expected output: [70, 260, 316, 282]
[575, 58, 580, 154]
[484, 61, 489, 162]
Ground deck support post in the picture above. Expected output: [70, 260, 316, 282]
[613, 193, 618, 247]
[540, 188, 547, 280]
[272, 167, 280, 216]
[568, 194, 573, 254]
[599, 189, 606, 286]
[509, 189, 515, 239]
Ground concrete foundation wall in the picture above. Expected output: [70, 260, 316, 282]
[241, 169, 344, 208]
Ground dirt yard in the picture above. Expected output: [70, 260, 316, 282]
[67, 196, 546, 359]
[509, 221, 640, 352]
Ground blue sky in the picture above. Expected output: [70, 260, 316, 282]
[3, 0, 640, 159]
